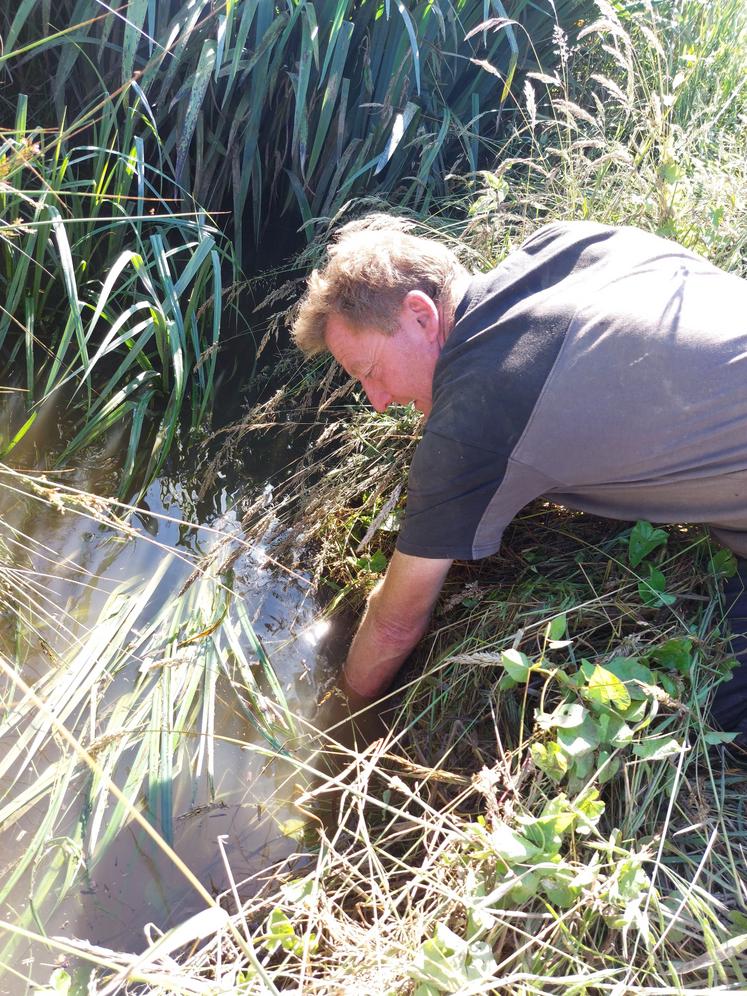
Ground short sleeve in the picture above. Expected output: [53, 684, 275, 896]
[396, 430, 510, 559]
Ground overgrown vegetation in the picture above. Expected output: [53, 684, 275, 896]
[2, 0, 747, 992]
[0, 0, 585, 494]
[2, 0, 590, 256]
[0, 94, 227, 495]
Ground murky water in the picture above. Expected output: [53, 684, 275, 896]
[0, 416, 332, 992]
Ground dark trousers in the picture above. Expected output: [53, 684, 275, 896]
[710, 557, 747, 748]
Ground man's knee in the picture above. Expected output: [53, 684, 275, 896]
[709, 525, 747, 560]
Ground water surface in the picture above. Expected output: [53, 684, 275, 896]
[0, 423, 331, 992]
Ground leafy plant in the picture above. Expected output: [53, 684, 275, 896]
[0, 93, 230, 493]
[628, 520, 668, 568]
[1, 0, 595, 257]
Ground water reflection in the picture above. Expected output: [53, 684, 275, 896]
[0, 452, 329, 992]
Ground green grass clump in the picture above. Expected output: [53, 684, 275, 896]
[461, 0, 747, 272]
[0, 91, 229, 495]
[2, 0, 594, 259]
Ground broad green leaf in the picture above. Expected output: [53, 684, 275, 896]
[49, 208, 87, 380]
[709, 548, 738, 579]
[489, 822, 540, 863]
[535, 702, 587, 730]
[638, 564, 676, 607]
[628, 520, 668, 567]
[542, 872, 580, 909]
[703, 731, 739, 745]
[584, 664, 631, 711]
[597, 750, 622, 784]
[571, 750, 596, 781]
[650, 638, 693, 675]
[545, 613, 567, 642]
[557, 714, 600, 757]
[4, 0, 42, 54]
[264, 907, 305, 955]
[530, 740, 568, 782]
[509, 869, 540, 904]
[490, 1, 519, 102]
[500, 648, 532, 682]
[292, 8, 315, 173]
[596, 712, 633, 747]
[605, 656, 654, 700]
[575, 788, 605, 827]
[633, 735, 683, 761]
[307, 19, 353, 179]
[410, 923, 469, 992]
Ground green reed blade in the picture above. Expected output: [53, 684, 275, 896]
[175, 39, 217, 183]
[306, 18, 353, 179]
[4, 0, 43, 54]
[122, 0, 149, 86]
[0, 412, 37, 460]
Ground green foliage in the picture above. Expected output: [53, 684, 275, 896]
[637, 563, 677, 607]
[628, 520, 668, 568]
[33, 969, 71, 996]
[262, 907, 317, 957]
[0, 97, 229, 493]
[498, 631, 693, 791]
[410, 922, 497, 994]
[2, 0, 594, 255]
[709, 547, 738, 579]
[465, 0, 747, 275]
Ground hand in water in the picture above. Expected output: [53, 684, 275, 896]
[296, 678, 390, 834]
[313, 676, 389, 760]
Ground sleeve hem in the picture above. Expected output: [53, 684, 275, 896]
[395, 537, 503, 560]
[395, 537, 476, 560]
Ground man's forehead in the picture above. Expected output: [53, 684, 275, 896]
[325, 314, 379, 372]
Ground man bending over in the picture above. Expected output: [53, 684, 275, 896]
[292, 216, 747, 745]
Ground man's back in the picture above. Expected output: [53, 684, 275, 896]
[398, 221, 747, 559]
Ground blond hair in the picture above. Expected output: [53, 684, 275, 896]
[291, 214, 468, 356]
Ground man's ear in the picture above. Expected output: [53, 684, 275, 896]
[402, 289, 440, 341]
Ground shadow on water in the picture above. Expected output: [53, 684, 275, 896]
[0, 394, 336, 993]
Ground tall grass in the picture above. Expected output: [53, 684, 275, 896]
[0, 88, 229, 495]
[462, 0, 747, 271]
[2, 0, 595, 260]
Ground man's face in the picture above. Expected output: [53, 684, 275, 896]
[325, 291, 443, 417]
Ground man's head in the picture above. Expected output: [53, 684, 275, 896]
[292, 214, 468, 416]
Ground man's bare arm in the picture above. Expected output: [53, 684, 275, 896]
[341, 550, 453, 700]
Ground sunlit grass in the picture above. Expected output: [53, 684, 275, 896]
[1, 0, 746, 991]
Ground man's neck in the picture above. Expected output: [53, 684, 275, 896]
[439, 272, 472, 346]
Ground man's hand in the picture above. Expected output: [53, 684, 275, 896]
[313, 681, 386, 756]
[342, 550, 452, 699]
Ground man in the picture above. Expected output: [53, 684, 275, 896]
[292, 215, 747, 743]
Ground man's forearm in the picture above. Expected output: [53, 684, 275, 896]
[341, 585, 429, 700]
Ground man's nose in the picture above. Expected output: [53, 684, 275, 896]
[365, 385, 391, 412]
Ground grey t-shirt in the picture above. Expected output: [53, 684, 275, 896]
[396, 221, 747, 560]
